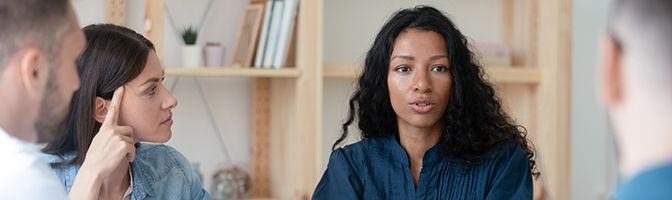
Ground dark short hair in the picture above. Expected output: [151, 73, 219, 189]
[334, 5, 538, 176]
[0, 0, 71, 71]
[43, 24, 155, 167]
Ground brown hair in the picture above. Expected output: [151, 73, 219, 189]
[0, 0, 71, 71]
[43, 24, 155, 167]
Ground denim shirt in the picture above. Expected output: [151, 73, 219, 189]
[46, 143, 211, 200]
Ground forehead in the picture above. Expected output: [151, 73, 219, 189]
[392, 29, 447, 53]
[132, 52, 162, 82]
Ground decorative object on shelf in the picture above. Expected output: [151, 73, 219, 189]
[204, 42, 225, 67]
[180, 25, 202, 67]
[164, 0, 215, 67]
[210, 163, 251, 200]
[472, 42, 512, 67]
[232, 4, 265, 68]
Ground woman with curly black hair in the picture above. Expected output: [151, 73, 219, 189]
[313, 6, 537, 199]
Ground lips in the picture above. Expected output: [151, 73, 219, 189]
[160, 114, 173, 125]
[408, 99, 436, 113]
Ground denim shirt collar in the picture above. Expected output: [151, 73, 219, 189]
[131, 159, 153, 199]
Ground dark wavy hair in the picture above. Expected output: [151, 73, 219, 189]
[42, 24, 155, 167]
[333, 6, 538, 177]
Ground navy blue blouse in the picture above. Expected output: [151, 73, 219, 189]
[313, 136, 532, 199]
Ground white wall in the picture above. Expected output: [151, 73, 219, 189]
[71, 0, 251, 193]
[570, 0, 619, 199]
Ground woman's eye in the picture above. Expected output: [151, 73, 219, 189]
[431, 65, 449, 72]
[395, 66, 410, 72]
[148, 86, 157, 96]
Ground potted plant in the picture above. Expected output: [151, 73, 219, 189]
[180, 25, 202, 67]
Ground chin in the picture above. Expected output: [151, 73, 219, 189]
[143, 132, 172, 143]
[408, 117, 442, 128]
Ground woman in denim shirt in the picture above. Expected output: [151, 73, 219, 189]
[313, 6, 537, 199]
[42, 24, 210, 200]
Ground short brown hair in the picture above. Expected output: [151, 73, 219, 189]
[0, 0, 72, 71]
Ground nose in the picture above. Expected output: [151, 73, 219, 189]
[161, 85, 178, 110]
[413, 69, 431, 94]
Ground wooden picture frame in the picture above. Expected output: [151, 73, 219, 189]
[232, 4, 265, 67]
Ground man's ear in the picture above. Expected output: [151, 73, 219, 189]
[17, 49, 46, 92]
[94, 97, 109, 123]
[599, 34, 624, 108]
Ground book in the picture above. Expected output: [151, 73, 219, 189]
[254, 0, 276, 68]
[261, 0, 285, 68]
[271, 0, 299, 69]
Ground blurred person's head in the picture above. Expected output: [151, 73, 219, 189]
[0, 0, 85, 143]
[43, 24, 178, 167]
[600, 0, 672, 177]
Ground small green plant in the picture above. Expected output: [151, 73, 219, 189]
[181, 26, 198, 45]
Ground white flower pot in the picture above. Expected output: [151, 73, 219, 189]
[181, 45, 202, 68]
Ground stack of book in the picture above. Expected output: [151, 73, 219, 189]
[252, 0, 299, 69]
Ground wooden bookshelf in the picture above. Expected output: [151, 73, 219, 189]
[165, 67, 300, 78]
[323, 64, 542, 84]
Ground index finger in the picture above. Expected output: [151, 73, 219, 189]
[103, 86, 125, 126]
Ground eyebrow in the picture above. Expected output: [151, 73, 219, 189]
[138, 71, 165, 87]
[391, 55, 449, 61]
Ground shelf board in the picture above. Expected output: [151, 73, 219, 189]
[165, 67, 300, 78]
[323, 64, 541, 84]
[484, 67, 541, 84]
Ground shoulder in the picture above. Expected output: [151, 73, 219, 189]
[0, 148, 69, 198]
[333, 137, 388, 160]
[338, 137, 390, 157]
[0, 165, 68, 199]
[41, 152, 79, 191]
[328, 136, 400, 171]
[483, 140, 528, 161]
[133, 143, 194, 181]
[614, 163, 672, 199]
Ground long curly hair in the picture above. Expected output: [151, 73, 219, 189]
[333, 6, 538, 177]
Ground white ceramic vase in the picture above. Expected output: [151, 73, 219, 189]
[181, 45, 202, 68]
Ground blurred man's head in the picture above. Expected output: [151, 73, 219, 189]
[0, 0, 85, 143]
[600, 0, 672, 176]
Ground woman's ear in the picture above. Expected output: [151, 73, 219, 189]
[599, 34, 623, 108]
[94, 97, 108, 123]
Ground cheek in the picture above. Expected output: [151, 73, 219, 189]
[387, 76, 411, 116]
[119, 101, 158, 138]
[437, 78, 452, 107]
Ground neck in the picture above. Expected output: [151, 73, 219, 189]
[99, 161, 130, 199]
[612, 109, 672, 179]
[618, 134, 672, 179]
[397, 121, 441, 186]
[398, 127, 441, 162]
[0, 70, 38, 143]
